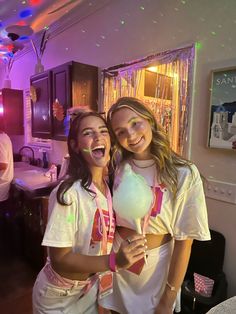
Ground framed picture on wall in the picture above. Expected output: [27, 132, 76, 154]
[208, 67, 236, 150]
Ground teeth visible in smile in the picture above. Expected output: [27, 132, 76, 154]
[92, 145, 105, 151]
[92, 145, 106, 157]
[129, 138, 142, 146]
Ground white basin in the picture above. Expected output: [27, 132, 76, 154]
[13, 163, 52, 191]
[22, 169, 43, 174]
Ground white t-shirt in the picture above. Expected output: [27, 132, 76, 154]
[114, 159, 211, 241]
[0, 132, 13, 201]
[42, 181, 115, 256]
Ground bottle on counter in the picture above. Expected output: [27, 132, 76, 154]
[42, 151, 48, 169]
[50, 164, 57, 182]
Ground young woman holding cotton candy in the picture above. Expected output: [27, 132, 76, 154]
[99, 97, 211, 314]
[32, 111, 146, 314]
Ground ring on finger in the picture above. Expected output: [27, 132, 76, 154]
[126, 237, 132, 244]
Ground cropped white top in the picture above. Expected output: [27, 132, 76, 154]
[42, 181, 115, 255]
[113, 159, 211, 241]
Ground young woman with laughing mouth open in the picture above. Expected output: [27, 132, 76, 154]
[32, 111, 146, 314]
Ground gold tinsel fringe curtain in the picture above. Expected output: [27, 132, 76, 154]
[102, 45, 195, 157]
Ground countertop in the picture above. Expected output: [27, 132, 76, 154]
[13, 162, 57, 197]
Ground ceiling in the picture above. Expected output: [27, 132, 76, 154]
[0, 0, 84, 31]
[0, 0, 90, 59]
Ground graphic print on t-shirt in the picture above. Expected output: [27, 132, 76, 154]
[90, 209, 115, 250]
[150, 184, 166, 217]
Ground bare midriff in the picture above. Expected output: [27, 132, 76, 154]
[55, 270, 95, 281]
[117, 226, 172, 250]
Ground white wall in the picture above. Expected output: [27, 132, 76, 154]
[3, 0, 236, 296]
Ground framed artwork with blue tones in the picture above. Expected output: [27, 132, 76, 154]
[208, 67, 236, 150]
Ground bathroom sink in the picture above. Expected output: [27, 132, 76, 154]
[21, 169, 43, 174]
[13, 162, 55, 196]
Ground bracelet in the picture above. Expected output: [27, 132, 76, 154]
[166, 281, 177, 292]
[109, 250, 117, 272]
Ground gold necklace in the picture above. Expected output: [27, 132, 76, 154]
[131, 159, 156, 169]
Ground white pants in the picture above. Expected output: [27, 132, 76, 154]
[32, 269, 99, 314]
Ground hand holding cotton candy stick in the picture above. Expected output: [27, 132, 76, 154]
[113, 164, 153, 263]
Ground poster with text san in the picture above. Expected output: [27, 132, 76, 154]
[208, 67, 236, 150]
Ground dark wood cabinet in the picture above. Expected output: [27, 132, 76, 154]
[30, 61, 98, 141]
[0, 88, 24, 135]
[51, 63, 71, 141]
[31, 71, 52, 139]
[52, 61, 98, 140]
[9, 185, 47, 271]
[23, 197, 45, 270]
[22, 195, 49, 270]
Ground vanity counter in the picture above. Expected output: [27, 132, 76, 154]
[13, 162, 56, 197]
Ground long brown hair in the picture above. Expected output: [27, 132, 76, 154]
[57, 111, 108, 205]
[107, 97, 192, 197]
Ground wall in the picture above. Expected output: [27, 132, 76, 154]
[2, 0, 236, 296]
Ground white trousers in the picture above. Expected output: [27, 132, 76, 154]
[32, 269, 99, 314]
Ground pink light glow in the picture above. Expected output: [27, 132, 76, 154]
[16, 21, 27, 26]
[29, 0, 42, 6]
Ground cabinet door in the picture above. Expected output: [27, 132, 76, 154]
[72, 62, 98, 111]
[51, 64, 72, 141]
[23, 198, 45, 271]
[31, 71, 52, 139]
[1, 88, 24, 135]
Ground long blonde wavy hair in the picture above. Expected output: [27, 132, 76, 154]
[107, 97, 193, 197]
